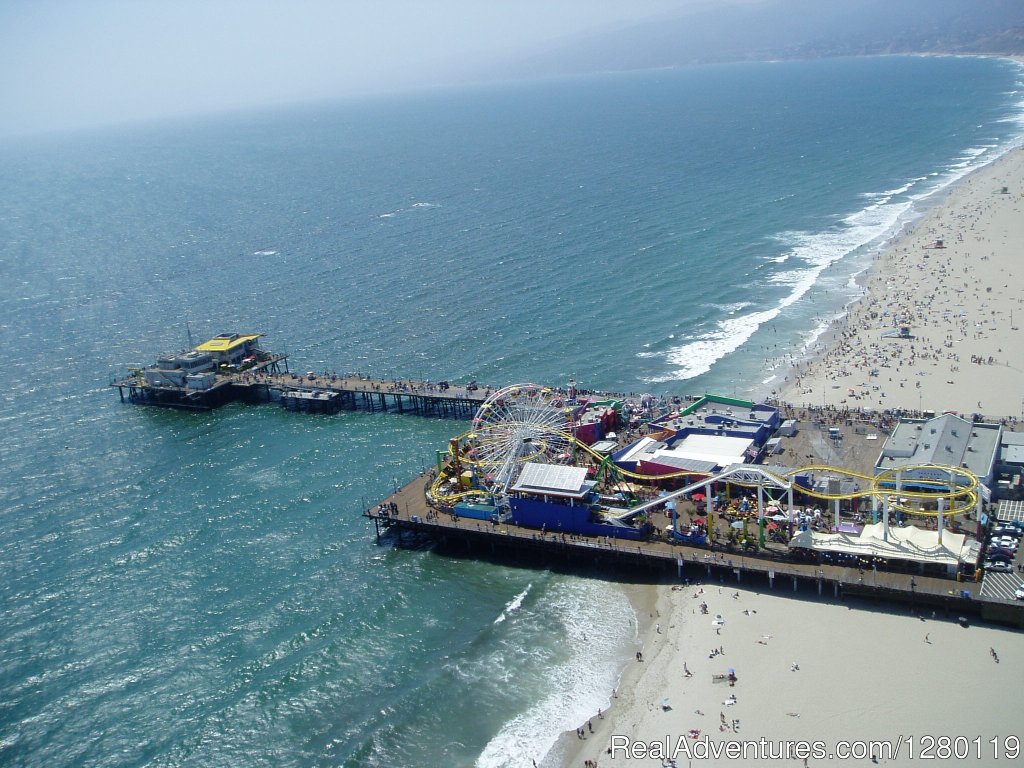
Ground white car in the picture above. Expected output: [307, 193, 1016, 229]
[1015, 585, 1024, 601]
[986, 561, 1014, 573]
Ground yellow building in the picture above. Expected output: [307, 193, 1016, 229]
[195, 333, 264, 366]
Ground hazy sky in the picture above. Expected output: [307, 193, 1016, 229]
[0, 0, 724, 138]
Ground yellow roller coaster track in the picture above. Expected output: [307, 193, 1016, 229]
[430, 428, 980, 516]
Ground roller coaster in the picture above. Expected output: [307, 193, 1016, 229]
[429, 384, 981, 520]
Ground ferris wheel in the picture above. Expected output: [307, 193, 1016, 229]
[467, 383, 575, 493]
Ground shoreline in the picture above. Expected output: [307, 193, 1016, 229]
[771, 142, 1024, 418]
[548, 583, 678, 768]
[566, 581, 1022, 768]
[554, 69, 1024, 768]
[541, 583, 664, 768]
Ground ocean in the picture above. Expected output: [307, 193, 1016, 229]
[1, 55, 1022, 767]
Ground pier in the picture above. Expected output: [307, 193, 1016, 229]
[365, 474, 1024, 628]
[238, 372, 486, 418]
[113, 366, 486, 416]
[111, 336, 488, 417]
[112, 336, 1024, 628]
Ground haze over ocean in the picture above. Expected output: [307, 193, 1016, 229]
[1, 55, 1022, 767]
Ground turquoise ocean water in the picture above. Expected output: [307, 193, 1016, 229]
[1, 56, 1022, 767]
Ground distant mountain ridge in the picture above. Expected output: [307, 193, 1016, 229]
[496, 0, 1024, 80]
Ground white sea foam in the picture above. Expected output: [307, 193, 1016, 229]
[640, 176, 927, 384]
[493, 583, 531, 624]
[717, 301, 752, 315]
[379, 202, 439, 218]
[252, 249, 277, 256]
[476, 579, 635, 768]
[640, 108, 1024, 389]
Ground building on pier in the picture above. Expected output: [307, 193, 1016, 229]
[874, 413, 1000, 493]
[111, 332, 286, 410]
[142, 350, 216, 388]
[195, 333, 265, 367]
[504, 462, 651, 540]
[611, 395, 781, 479]
[281, 389, 343, 413]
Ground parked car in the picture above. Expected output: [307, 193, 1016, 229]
[986, 561, 1014, 572]
[986, 547, 1016, 560]
[1015, 585, 1024, 601]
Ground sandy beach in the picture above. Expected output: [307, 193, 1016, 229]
[564, 580, 1021, 768]
[778, 145, 1024, 421]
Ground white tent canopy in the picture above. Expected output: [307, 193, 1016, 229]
[788, 522, 969, 567]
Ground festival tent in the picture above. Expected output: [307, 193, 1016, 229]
[787, 522, 970, 568]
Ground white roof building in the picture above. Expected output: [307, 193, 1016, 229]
[874, 414, 1000, 487]
[510, 463, 595, 500]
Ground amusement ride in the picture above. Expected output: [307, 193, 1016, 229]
[430, 384, 982, 541]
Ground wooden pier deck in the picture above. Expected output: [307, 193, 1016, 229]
[241, 372, 488, 417]
[112, 364, 491, 417]
[364, 474, 1024, 628]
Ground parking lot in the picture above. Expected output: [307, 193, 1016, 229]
[979, 500, 1024, 601]
[981, 569, 1024, 600]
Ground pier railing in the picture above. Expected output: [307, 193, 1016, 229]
[359, 474, 1024, 629]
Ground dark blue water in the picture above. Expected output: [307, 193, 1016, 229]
[1, 55, 1021, 767]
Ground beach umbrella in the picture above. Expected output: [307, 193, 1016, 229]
[766, 522, 779, 531]
[730, 520, 744, 529]
[691, 492, 706, 501]
[693, 517, 705, 524]
[765, 504, 780, 513]
[771, 514, 788, 521]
